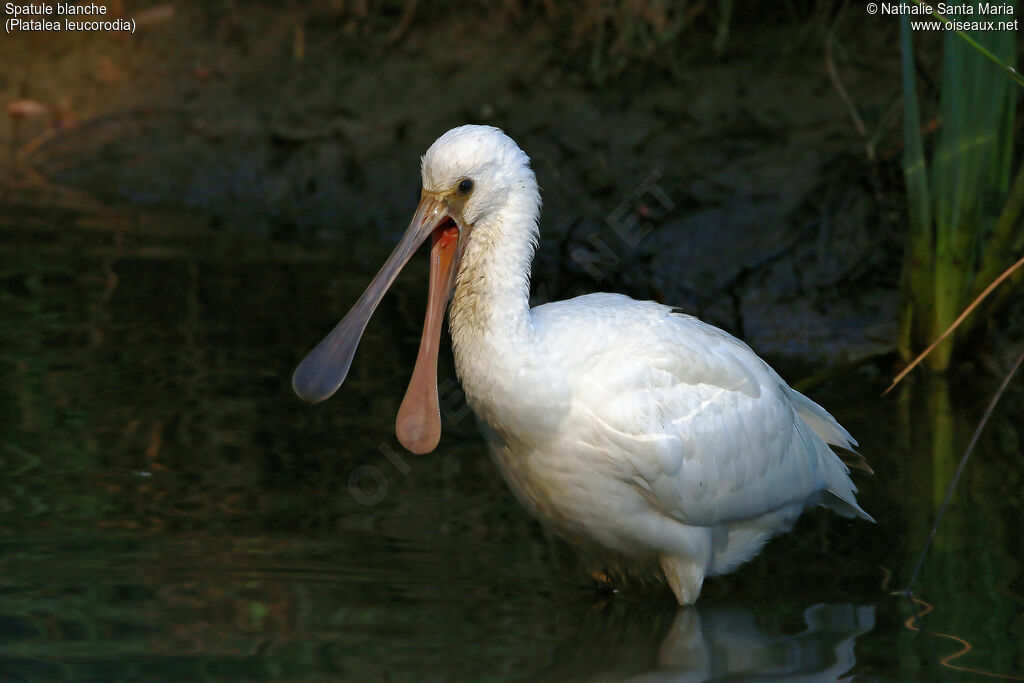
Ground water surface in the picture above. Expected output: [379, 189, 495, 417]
[2, 196, 1022, 680]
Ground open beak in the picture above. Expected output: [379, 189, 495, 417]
[292, 192, 465, 453]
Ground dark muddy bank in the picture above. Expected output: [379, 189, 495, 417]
[3, 2, 913, 364]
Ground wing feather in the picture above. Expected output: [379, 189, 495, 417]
[533, 293, 871, 526]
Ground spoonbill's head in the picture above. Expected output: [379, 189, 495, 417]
[292, 125, 533, 454]
[420, 124, 534, 227]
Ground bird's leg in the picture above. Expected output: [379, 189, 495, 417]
[661, 556, 706, 606]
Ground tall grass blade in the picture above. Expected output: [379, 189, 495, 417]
[898, 9, 934, 362]
[968, 161, 1024, 327]
[887, 254, 1024, 393]
[898, 0, 1018, 369]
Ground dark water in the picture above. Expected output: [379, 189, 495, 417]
[2, 195, 1022, 681]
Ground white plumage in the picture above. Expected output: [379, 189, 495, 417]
[294, 124, 874, 604]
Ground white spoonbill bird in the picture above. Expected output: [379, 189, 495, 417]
[293, 125, 874, 604]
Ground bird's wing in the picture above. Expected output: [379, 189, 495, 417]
[533, 294, 869, 526]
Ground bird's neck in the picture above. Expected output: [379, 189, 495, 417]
[449, 188, 538, 353]
[448, 186, 542, 423]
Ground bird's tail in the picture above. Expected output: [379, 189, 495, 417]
[821, 488, 876, 522]
[788, 387, 876, 523]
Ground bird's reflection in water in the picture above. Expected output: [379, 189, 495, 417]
[543, 601, 875, 681]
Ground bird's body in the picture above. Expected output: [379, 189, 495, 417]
[294, 125, 873, 604]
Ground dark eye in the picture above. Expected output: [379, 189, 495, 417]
[456, 178, 474, 196]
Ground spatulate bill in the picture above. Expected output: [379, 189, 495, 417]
[396, 225, 460, 453]
[292, 195, 450, 403]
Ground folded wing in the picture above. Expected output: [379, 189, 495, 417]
[533, 294, 872, 527]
